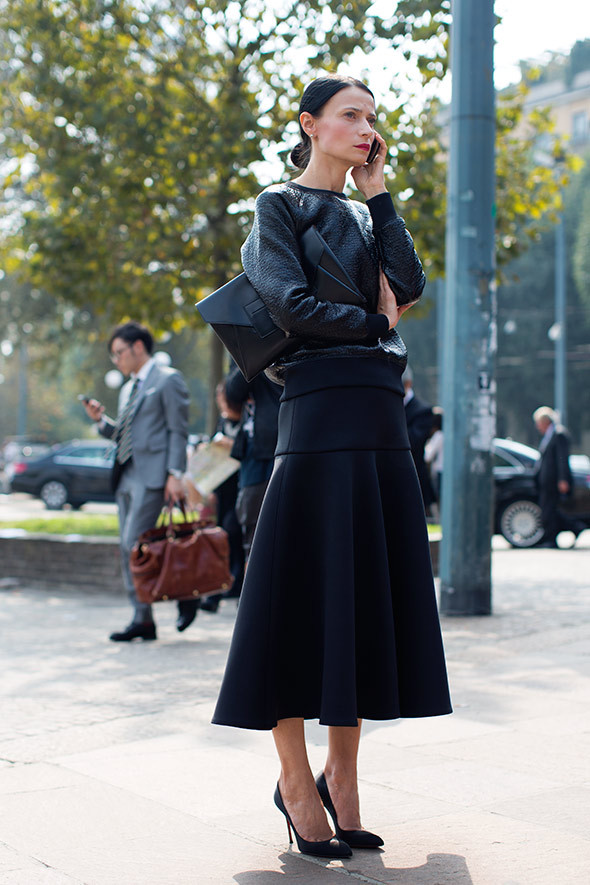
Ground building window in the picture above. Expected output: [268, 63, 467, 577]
[572, 111, 589, 144]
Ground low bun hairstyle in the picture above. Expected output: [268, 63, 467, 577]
[289, 75, 375, 169]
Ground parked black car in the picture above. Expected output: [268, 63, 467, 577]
[1, 441, 51, 493]
[9, 439, 115, 509]
[493, 438, 590, 547]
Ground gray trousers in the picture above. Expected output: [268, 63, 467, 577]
[115, 462, 165, 623]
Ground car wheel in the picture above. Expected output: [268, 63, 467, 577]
[40, 480, 69, 510]
[499, 498, 544, 548]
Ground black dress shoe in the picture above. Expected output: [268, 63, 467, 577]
[110, 622, 157, 642]
[316, 772, 384, 849]
[176, 599, 200, 632]
[274, 783, 352, 858]
[199, 594, 221, 613]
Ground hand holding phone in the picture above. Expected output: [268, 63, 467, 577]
[79, 395, 104, 423]
[351, 130, 387, 198]
[366, 137, 380, 164]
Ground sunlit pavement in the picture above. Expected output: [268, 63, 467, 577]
[0, 492, 118, 522]
[0, 529, 589, 882]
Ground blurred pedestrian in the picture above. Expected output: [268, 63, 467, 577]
[83, 321, 197, 640]
[424, 407, 443, 518]
[403, 366, 435, 513]
[212, 74, 451, 858]
[224, 363, 282, 564]
[202, 381, 245, 608]
[533, 406, 574, 548]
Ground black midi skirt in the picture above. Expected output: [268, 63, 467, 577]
[212, 357, 452, 730]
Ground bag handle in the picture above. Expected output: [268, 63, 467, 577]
[157, 501, 216, 537]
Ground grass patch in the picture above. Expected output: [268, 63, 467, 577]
[3, 514, 120, 536]
[0, 509, 200, 537]
[2, 516, 442, 540]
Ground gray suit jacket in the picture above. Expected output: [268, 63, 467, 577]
[99, 362, 189, 490]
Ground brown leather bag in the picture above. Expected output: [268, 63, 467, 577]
[130, 507, 233, 604]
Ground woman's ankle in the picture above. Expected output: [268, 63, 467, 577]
[279, 770, 317, 803]
[323, 764, 358, 790]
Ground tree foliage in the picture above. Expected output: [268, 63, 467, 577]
[0, 0, 585, 442]
[400, 152, 590, 449]
[0, 0, 579, 324]
[0, 0, 401, 331]
[520, 38, 590, 87]
[372, 0, 580, 277]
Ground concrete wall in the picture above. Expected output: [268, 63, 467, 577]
[0, 533, 440, 592]
[0, 534, 124, 594]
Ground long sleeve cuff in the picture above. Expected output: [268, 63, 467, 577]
[366, 312, 390, 339]
[367, 192, 397, 230]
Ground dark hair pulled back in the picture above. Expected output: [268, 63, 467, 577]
[289, 75, 374, 169]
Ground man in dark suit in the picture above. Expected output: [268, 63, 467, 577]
[533, 406, 573, 548]
[403, 366, 435, 512]
[84, 321, 198, 640]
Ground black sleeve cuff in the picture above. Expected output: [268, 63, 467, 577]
[366, 313, 390, 339]
[367, 192, 397, 230]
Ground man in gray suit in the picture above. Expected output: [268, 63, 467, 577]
[84, 321, 199, 640]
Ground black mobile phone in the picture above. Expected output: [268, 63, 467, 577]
[77, 394, 90, 404]
[367, 136, 380, 164]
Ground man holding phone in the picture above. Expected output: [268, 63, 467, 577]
[83, 321, 198, 641]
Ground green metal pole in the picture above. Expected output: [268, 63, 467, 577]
[440, 0, 496, 615]
[554, 211, 567, 425]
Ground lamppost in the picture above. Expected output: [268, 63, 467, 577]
[439, 0, 496, 616]
[536, 152, 567, 425]
[551, 206, 567, 425]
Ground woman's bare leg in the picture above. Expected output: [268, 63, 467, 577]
[323, 720, 363, 830]
[272, 717, 333, 841]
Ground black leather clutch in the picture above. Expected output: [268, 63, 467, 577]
[196, 226, 363, 382]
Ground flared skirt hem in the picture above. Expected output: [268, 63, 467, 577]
[212, 706, 453, 731]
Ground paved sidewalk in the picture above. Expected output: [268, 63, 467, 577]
[1, 538, 589, 884]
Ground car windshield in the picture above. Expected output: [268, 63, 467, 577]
[493, 438, 540, 468]
[53, 441, 114, 460]
[570, 454, 590, 473]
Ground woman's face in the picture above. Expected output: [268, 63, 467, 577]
[303, 86, 377, 168]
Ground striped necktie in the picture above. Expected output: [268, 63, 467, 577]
[116, 378, 141, 465]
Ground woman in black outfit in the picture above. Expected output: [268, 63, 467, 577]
[213, 75, 451, 859]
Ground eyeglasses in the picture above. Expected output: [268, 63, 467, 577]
[110, 344, 132, 363]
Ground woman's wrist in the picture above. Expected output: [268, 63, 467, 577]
[367, 192, 397, 230]
[363, 186, 388, 200]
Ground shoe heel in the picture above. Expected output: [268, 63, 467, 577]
[285, 816, 293, 844]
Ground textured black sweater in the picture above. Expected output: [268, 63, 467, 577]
[240, 182, 426, 381]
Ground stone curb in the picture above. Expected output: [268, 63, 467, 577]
[0, 533, 123, 594]
[0, 532, 441, 592]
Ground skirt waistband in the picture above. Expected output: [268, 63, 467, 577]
[276, 358, 409, 455]
[280, 356, 405, 402]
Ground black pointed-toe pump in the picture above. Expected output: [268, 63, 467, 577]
[274, 783, 352, 858]
[316, 772, 384, 849]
